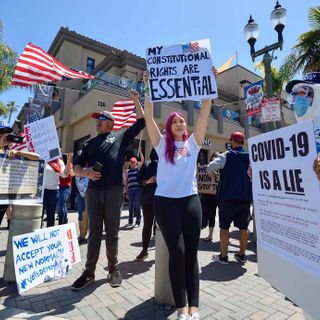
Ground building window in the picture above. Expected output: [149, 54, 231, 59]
[86, 57, 95, 74]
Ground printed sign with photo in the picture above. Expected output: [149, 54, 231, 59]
[146, 39, 218, 102]
[244, 80, 264, 115]
[24, 116, 61, 161]
[0, 155, 45, 204]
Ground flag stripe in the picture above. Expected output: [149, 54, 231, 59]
[111, 100, 137, 131]
[11, 42, 95, 87]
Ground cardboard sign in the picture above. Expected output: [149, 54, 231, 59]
[197, 165, 218, 194]
[248, 118, 320, 318]
[24, 116, 61, 161]
[13, 223, 80, 294]
[245, 80, 264, 115]
[0, 155, 45, 204]
[146, 39, 218, 102]
[261, 97, 281, 123]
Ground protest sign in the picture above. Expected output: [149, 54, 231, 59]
[197, 165, 218, 194]
[261, 97, 281, 123]
[24, 116, 61, 161]
[13, 223, 80, 294]
[0, 155, 45, 204]
[33, 85, 54, 105]
[248, 118, 320, 318]
[244, 80, 264, 115]
[146, 39, 217, 102]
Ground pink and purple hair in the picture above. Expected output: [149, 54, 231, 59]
[165, 112, 188, 164]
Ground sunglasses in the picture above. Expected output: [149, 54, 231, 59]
[97, 115, 113, 121]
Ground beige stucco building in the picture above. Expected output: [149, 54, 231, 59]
[14, 27, 295, 162]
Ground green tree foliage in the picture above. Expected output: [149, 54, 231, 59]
[0, 20, 17, 94]
[279, 6, 320, 78]
[255, 63, 284, 96]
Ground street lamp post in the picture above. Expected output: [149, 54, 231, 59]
[244, 1, 288, 131]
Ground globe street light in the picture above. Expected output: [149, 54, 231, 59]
[244, 1, 287, 130]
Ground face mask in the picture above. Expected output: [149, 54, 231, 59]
[293, 96, 312, 117]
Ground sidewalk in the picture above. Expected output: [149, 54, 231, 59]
[0, 210, 304, 320]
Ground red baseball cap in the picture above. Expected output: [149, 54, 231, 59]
[92, 110, 115, 121]
[229, 131, 245, 142]
[129, 157, 138, 163]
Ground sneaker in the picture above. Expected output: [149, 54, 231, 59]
[71, 270, 95, 290]
[190, 312, 200, 320]
[177, 314, 188, 320]
[136, 250, 148, 261]
[78, 236, 86, 244]
[134, 222, 140, 228]
[108, 267, 122, 287]
[234, 253, 247, 263]
[126, 223, 134, 228]
[212, 254, 229, 265]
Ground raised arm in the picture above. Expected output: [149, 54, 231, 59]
[194, 67, 218, 145]
[130, 89, 144, 119]
[137, 148, 144, 170]
[194, 99, 212, 145]
[143, 71, 161, 147]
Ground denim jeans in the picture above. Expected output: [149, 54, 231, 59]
[43, 189, 59, 227]
[76, 190, 86, 221]
[58, 186, 71, 224]
[127, 188, 142, 224]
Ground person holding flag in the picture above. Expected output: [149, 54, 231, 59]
[72, 91, 145, 290]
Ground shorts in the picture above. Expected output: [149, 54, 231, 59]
[218, 201, 251, 230]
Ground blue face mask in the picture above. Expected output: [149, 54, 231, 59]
[293, 96, 312, 117]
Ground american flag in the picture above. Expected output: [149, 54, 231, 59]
[112, 100, 137, 131]
[11, 43, 95, 87]
[182, 41, 200, 54]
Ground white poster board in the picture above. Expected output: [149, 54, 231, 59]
[146, 39, 217, 102]
[261, 97, 281, 123]
[248, 119, 320, 319]
[13, 223, 80, 294]
[24, 116, 61, 161]
[0, 155, 45, 204]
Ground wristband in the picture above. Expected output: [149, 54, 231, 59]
[144, 86, 149, 96]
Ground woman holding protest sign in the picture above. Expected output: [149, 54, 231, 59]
[142, 69, 216, 320]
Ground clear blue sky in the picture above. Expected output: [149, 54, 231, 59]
[0, 0, 318, 123]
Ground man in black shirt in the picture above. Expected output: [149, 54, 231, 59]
[72, 91, 145, 290]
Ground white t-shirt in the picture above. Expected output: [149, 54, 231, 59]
[155, 133, 201, 198]
[44, 160, 66, 190]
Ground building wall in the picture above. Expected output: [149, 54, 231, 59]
[55, 40, 106, 73]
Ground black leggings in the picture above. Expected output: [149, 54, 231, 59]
[141, 204, 154, 251]
[154, 195, 202, 308]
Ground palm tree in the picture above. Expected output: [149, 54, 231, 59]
[279, 6, 320, 77]
[6, 100, 18, 123]
[0, 20, 17, 94]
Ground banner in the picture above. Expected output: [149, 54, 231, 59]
[13, 223, 80, 294]
[24, 116, 61, 161]
[33, 85, 54, 105]
[244, 80, 264, 115]
[0, 155, 45, 204]
[146, 39, 218, 102]
[248, 119, 320, 275]
[197, 165, 219, 194]
[261, 97, 281, 123]
[27, 100, 44, 124]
